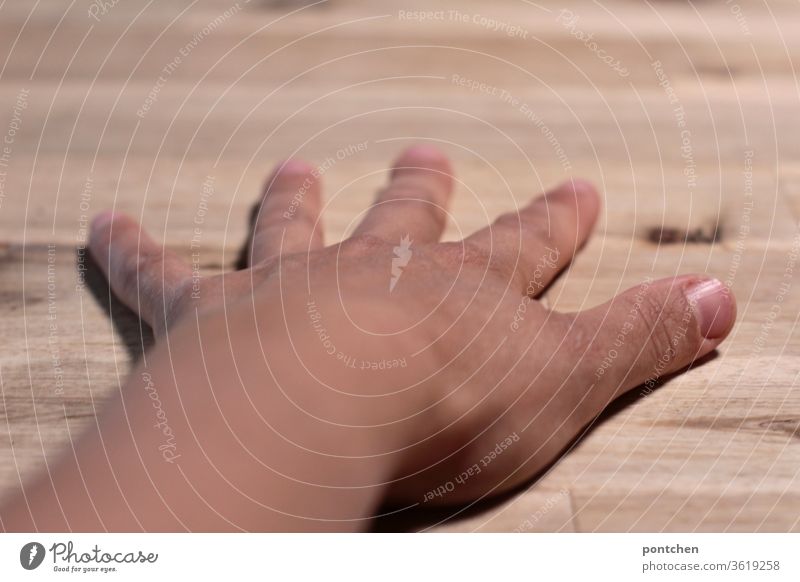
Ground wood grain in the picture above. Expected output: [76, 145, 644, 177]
[1, 0, 799, 532]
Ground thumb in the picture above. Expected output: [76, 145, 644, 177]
[572, 275, 736, 397]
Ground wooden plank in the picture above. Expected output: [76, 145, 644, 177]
[0, 83, 797, 163]
[1, 0, 800, 532]
[2, 0, 800, 87]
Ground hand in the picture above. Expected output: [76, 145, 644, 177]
[89, 144, 736, 507]
[1, 145, 736, 531]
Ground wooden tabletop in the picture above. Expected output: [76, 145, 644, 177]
[1, 0, 800, 532]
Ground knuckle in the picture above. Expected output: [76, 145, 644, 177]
[338, 233, 391, 257]
[636, 290, 683, 366]
[137, 247, 165, 274]
[435, 241, 516, 279]
[560, 312, 602, 372]
[495, 212, 555, 248]
[117, 250, 157, 291]
[488, 253, 528, 291]
[433, 239, 524, 286]
[526, 222, 557, 250]
[116, 258, 140, 291]
[434, 241, 485, 267]
[377, 185, 448, 230]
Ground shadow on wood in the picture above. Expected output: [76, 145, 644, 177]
[79, 248, 154, 363]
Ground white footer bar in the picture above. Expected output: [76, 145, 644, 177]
[1, 533, 798, 580]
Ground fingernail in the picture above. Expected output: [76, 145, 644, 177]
[276, 159, 314, 176]
[402, 144, 447, 161]
[394, 145, 452, 188]
[686, 278, 736, 339]
[91, 211, 116, 233]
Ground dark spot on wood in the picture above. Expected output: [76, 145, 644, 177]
[756, 418, 800, 440]
[647, 223, 722, 245]
[695, 64, 740, 79]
